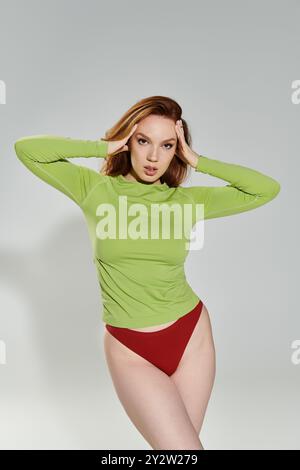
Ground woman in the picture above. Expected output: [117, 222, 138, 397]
[14, 95, 281, 450]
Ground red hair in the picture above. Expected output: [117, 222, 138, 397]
[99, 95, 193, 187]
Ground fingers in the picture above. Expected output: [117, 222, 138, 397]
[132, 123, 138, 134]
[175, 119, 184, 142]
[175, 119, 183, 131]
[128, 123, 138, 139]
[123, 123, 138, 147]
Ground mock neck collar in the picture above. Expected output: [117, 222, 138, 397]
[115, 174, 169, 190]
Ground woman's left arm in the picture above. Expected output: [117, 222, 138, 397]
[175, 120, 281, 220]
[184, 154, 281, 220]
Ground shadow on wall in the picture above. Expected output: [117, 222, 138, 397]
[0, 216, 117, 447]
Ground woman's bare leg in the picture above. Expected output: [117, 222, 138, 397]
[103, 329, 204, 450]
[170, 304, 216, 441]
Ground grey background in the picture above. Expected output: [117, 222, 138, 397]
[0, 0, 298, 449]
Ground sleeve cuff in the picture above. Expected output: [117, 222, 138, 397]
[195, 154, 211, 173]
[96, 139, 109, 158]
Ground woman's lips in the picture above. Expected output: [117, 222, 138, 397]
[144, 166, 158, 176]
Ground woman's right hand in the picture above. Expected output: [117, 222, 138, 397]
[107, 124, 138, 156]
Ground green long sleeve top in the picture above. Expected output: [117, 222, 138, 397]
[14, 135, 281, 327]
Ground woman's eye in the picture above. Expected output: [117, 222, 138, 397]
[137, 138, 173, 150]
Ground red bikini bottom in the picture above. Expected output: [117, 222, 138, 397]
[105, 300, 203, 376]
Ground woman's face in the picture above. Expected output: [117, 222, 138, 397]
[126, 115, 178, 185]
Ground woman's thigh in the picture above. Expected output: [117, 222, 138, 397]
[103, 329, 203, 450]
[169, 304, 216, 435]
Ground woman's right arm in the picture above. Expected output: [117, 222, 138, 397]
[14, 135, 109, 207]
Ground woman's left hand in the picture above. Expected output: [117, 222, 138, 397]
[175, 120, 199, 169]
